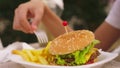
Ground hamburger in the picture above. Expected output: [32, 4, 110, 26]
[48, 30, 100, 66]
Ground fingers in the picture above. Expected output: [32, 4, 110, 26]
[18, 6, 33, 33]
[31, 9, 43, 31]
[13, 4, 33, 33]
[13, 1, 45, 33]
[13, 9, 27, 33]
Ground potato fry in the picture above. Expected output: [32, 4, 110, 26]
[31, 49, 43, 56]
[44, 41, 51, 53]
[12, 50, 30, 62]
[12, 42, 54, 65]
[38, 56, 48, 65]
[22, 49, 38, 62]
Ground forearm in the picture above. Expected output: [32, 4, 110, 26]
[95, 22, 120, 51]
[42, 6, 73, 37]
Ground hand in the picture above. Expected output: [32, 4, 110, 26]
[13, 0, 45, 33]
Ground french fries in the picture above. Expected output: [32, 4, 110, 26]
[12, 50, 30, 62]
[22, 49, 38, 62]
[12, 42, 54, 65]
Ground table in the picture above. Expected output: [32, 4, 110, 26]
[0, 62, 24, 68]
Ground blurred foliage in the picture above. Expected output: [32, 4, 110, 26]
[0, 0, 29, 20]
[0, 0, 108, 46]
[61, 0, 108, 31]
[0, 0, 37, 47]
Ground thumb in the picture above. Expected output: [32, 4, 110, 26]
[31, 24, 37, 31]
[31, 16, 41, 31]
[31, 10, 43, 31]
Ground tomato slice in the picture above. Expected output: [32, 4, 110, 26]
[86, 60, 94, 64]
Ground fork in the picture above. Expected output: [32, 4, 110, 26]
[34, 30, 48, 47]
[28, 18, 48, 46]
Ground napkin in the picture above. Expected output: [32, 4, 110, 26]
[0, 42, 34, 63]
[102, 46, 120, 68]
[112, 46, 120, 54]
[0, 39, 3, 49]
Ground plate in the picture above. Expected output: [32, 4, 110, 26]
[10, 50, 118, 68]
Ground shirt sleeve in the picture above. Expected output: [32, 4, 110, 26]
[105, 0, 120, 29]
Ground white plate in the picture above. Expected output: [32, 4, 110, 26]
[10, 50, 118, 68]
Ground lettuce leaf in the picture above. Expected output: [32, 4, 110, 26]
[55, 39, 100, 65]
[56, 55, 66, 65]
[73, 39, 100, 65]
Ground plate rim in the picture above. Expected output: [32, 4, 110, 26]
[9, 51, 118, 68]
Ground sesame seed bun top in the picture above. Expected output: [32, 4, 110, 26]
[49, 30, 95, 55]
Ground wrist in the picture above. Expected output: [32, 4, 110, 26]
[42, 5, 48, 22]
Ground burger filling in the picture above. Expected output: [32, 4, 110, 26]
[54, 40, 100, 66]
